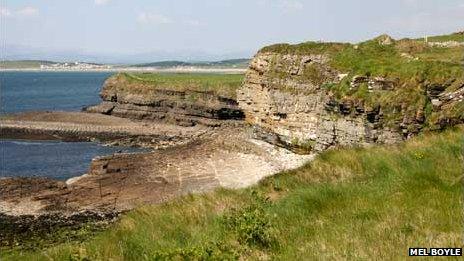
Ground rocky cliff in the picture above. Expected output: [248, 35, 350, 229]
[85, 73, 245, 126]
[238, 34, 464, 153]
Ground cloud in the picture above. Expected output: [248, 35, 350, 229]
[186, 19, 201, 27]
[16, 7, 39, 17]
[402, 0, 420, 7]
[0, 7, 11, 17]
[95, 0, 111, 6]
[137, 12, 172, 25]
[0, 6, 39, 18]
[257, 0, 304, 12]
[281, 0, 303, 11]
[386, 3, 464, 34]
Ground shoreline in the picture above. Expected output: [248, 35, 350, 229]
[0, 111, 313, 218]
[0, 67, 247, 74]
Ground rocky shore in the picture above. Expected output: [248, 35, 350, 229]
[0, 84, 310, 245]
[0, 123, 312, 243]
[0, 111, 209, 148]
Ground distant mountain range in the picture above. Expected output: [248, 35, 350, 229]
[131, 59, 250, 69]
[0, 59, 251, 70]
[3, 44, 254, 64]
[0, 60, 57, 69]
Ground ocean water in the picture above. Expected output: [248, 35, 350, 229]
[0, 140, 143, 180]
[0, 71, 146, 180]
[0, 71, 112, 114]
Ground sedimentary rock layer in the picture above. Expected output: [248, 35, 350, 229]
[238, 53, 403, 152]
[0, 112, 208, 148]
[238, 38, 464, 153]
[85, 74, 244, 126]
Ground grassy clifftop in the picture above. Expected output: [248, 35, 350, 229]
[259, 32, 463, 85]
[110, 73, 244, 99]
[258, 32, 464, 131]
[3, 127, 462, 260]
[260, 32, 463, 89]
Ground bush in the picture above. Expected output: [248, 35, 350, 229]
[223, 192, 275, 248]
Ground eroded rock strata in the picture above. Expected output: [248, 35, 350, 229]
[238, 53, 402, 152]
[85, 73, 244, 126]
[0, 112, 208, 148]
[238, 36, 464, 153]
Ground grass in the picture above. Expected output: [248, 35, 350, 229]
[2, 127, 463, 260]
[114, 72, 244, 99]
[0, 60, 56, 69]
[417, 32, 464, 43]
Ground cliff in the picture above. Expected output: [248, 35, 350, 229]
[238, 33, 464, 153]
[85, 73, 245, 126]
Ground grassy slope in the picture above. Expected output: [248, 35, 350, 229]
[119, 72, 244, 99]
[0, 60, 56, 69]
[3, 127, 463, 260]
[418, 32, 464, 43]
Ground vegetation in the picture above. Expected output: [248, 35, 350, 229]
[2, 127, 462, 260]
[260, 41, 349, 55]
[0, 60, 57, 69]
[118, 72, 244, 99]
[417, 31, 464, 43]
[132, 59, 250, 69]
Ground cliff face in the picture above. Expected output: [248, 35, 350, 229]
[86, 73, 244, 126]
[238, 53, 403, 153]
[238, 35, 464, 153]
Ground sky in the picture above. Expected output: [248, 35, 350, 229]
[1, 0, 463, 63]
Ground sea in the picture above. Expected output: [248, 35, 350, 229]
[0, 71, 145, 180]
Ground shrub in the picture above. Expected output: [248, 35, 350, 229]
[222, 192, 275, 248]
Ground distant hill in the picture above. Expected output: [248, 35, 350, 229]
[0, 60, 57, 69]
[132, 58, 250, 69]
[0, 58, 251, 70]
[416, 30, 464, 43]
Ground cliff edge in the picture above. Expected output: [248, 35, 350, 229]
[238, 33, 464, 153]
[86, 73, 245, 126]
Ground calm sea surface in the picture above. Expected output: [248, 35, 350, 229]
[0, 71, 145, 180]
[1, 71, 111, 114]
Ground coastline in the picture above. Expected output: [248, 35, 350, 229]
[0, 67, 247, 74]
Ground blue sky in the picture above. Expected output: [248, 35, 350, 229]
[1, 0, 463, 62]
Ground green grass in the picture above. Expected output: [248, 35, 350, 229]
[3, 127, 463, 260]
[260, 42, 349, 55]
[417, 32, 464, 43]
[115, 72, 244, 99]
[0, 60, 56, 69]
